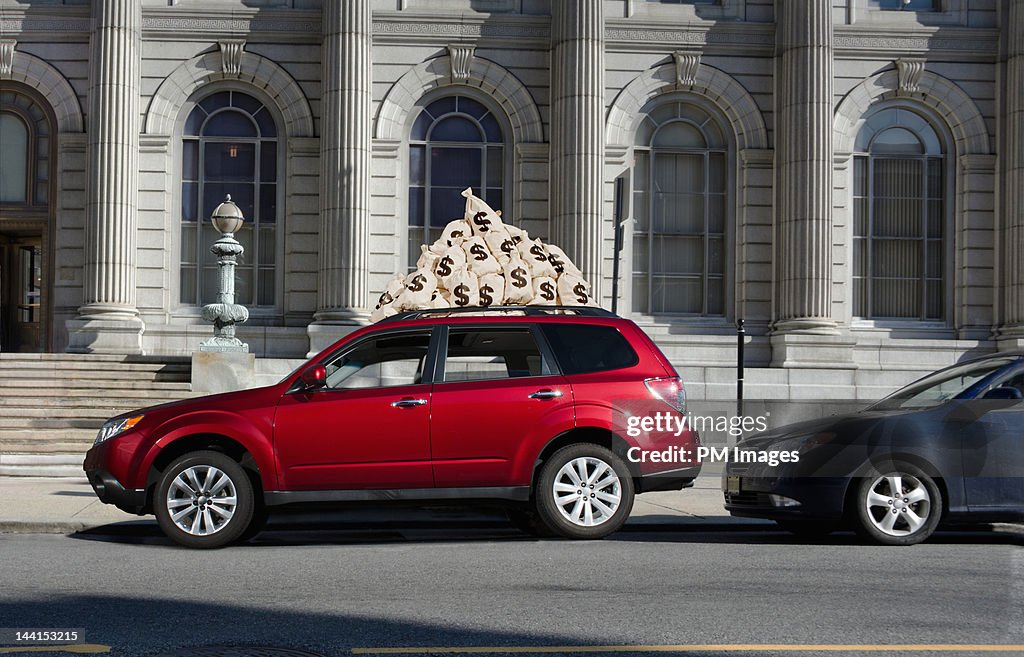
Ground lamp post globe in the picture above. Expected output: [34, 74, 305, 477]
[210, 194, 245, 235]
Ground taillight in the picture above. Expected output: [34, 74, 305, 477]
[645, 376, 686, 414]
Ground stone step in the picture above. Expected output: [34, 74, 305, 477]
[0, 417, 106, 430]
[0, 391, 194, 404]
[0, 369, 187, 382]
[0, 428, 96, 442]
[0, 406, 146, 419]
[0, 359, 190, 371]
[0, 440, 93, 454]
[0, 379, 191, 391]
[0, 453, 84, 478]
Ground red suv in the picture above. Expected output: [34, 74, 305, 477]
[84, 307, 700, 548]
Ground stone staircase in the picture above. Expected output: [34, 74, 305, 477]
[0, 354, 195, 477]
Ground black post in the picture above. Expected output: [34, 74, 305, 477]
[737, 318, 745, 418]
[610, 176, 626, 315]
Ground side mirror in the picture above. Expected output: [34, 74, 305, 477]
[299, 365, 327, 391]
[982, 386, 1023, 401]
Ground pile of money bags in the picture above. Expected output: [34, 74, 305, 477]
[370, 188, 596, 322]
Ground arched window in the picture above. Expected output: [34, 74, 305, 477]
[632, 100, 728, 315]
[408, 95, 506, 269]
[180, 90, 279, 307]
[0, 89, 50, 207]
[853, 106, 945, 321]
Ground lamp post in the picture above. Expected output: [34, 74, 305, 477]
[199, 195, 249, 352]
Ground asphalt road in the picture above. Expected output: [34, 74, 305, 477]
[0, 520, 1022, 657]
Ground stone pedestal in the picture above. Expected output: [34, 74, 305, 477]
[191, 351, 256, 394]
[549, 0, 604, 298]
[68, 0, 143, 354]
[308, 1, 371, 348]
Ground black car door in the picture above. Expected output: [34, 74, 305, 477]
[961, 366, 1024, 510]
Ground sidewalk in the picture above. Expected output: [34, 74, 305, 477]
[0, 468, 756, 535]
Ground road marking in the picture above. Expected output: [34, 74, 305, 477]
[352, 645, 1024, 654]
[0, 646, 110, 654]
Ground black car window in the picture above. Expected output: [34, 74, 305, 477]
[443, 328, 546, 382]
[872, 359, 1014, 410]
[323, 331, 432, 389]
[541, 324, 639, 375]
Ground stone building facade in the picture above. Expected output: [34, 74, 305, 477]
[0, 0, 1020, 399]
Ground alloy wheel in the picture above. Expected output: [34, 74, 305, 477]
[166, 465, 238, 536]
[552, 456, 622, 527]
[863, 473, 931, 537]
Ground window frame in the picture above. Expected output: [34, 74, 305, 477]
[629, 96, 734, 321]
[173, 85, 286, 319]
[0, 88, 52, 214]
[849, 103, 953, 328]
[403, 89, 513, 271]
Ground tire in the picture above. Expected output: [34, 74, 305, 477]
[534, 444, 635, 540]
[154, 451, 255, 549]
[774, 518, 837, 539]
[239, 502, 268, 543]
[507, 507, 554, 537]
[852, 463, 942, 546]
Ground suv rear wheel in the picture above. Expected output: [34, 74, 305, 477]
[154, 451, 255, 549]
[534, 444, 634, 539]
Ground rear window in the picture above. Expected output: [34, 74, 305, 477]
[542, 324, 639, 375]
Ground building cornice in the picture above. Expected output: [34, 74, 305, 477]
[372, 13, 549, 47]
[833, 26, 999, 60]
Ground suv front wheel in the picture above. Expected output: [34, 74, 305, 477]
[154, 451, 255, 549]
[535, 444, 635, 539]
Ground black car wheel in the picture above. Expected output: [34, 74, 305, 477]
[155, 451, 255, 549]
[534, 444, 635, 539]
[853, 463, 942, 546]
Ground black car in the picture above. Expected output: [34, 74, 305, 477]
[723, 352, 1024, 545]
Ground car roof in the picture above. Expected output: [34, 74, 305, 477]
[379, 305, 617, 323]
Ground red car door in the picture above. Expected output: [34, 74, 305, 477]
[429, 325, 574, 488]
[274, 329, 435, 491]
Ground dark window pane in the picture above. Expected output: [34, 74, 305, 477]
[874, 0, 936, 10]
[180, 266, 196, 304]
[181, 182, 198, 221]
[203, 110, 258, 138]
[445, 329, 545, 381]
[184, 107, 206, 136]
[259, 184, 277, 223]
[258, 268, 275, 306]
[430, 115, 482, 142]
[180, 223, 197, 264]
[411, 111, 432, 141]
[204, 142, 255, 181]
[254, 108, 277, 138]
[426, 96, 457, 117]
[854, 156, 867, 197]
[484, 189, 503, 215]
[260, 142, 277, 181]
[409, 187, 425, 226]
[458, 96, 488, 120]
[409, 145, 426, 185]
[259, 226, 276, 264]
[927, 158, 942, 198]
[235, 266, 254, 306]
[487, 146, 503, 188]
[205, 183, 254, 222]
[542, 325, 638, 375]
[708, 152, 726, 192]
[430, 187, 466, 228]
[481, 114, 503, 142]
[182, 140, 199, 181]
[199, 92, 231, 114]
[232, 92, 262, 116]
[707, 277, 724, 316]
[430, 146, 481, 187]
[926, 281, 943, 319]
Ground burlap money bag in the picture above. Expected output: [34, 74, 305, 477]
[531, 276, 558, 306]
[429, 219, 471, 254]
[394, 268, 438, 310]
[557, 272, 595, 306]
[434, 244, 467, 290]
[429, 288, 450, 308]
[462, 187, 503, 237]
[505, 224, 528, 245]
[374, 275, 406, 312]
[447, 268, 480, 308]
[478, 273, 505, 308]
[462, 236, 502, 277]
[516, 238, 558, 279]
[502, 257, 534, 304]
[415, 244, 441, 272]
[483, 226, 514, 265]
[544, 243, 582, 278]
[369, 302, 399, 323]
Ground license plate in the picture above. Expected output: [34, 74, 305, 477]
[726, 476, 742, 494]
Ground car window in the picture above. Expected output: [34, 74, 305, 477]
[988, 370, 1024, 397]
[444, 328, 546, 383]
[324, 331, 431, 389]
[872, 359, 1013, 410]
[541, 324, 639, 375]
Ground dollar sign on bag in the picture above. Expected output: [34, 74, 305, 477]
[501, 239, 515, 255]
[454, 284, 470, 306]
[408, 274, 426, 292]
[376, 292, 393, 309]
[479, 285, 493, 306]
[437, 257, 453, 277]
[548, 254, 564, 273]
[448, 230, 463, 245]
[540, 281, 555, 301]
[573, 283, 588, 304]
[511, 268, 528, 288]
[472, 212, 491, 233]
[470, 244, 488, 261]
[529, 245, 548, 262]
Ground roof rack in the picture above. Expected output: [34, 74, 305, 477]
[380, 305, 617, 323]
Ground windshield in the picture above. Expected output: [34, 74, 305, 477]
[870, 358, 1012, 410]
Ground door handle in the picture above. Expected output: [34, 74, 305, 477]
[391, 398, 428, 408]
[528, 389, 563, 400]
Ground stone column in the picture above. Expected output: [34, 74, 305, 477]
[999, 0, 1024, 349]
[308, 1, 372, 354]
[770, 0, 852, 367]
[67, 0, 143, 354]
[549, 0, 604, 300]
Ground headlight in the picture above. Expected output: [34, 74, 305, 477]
[94, 415, 144, 446]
